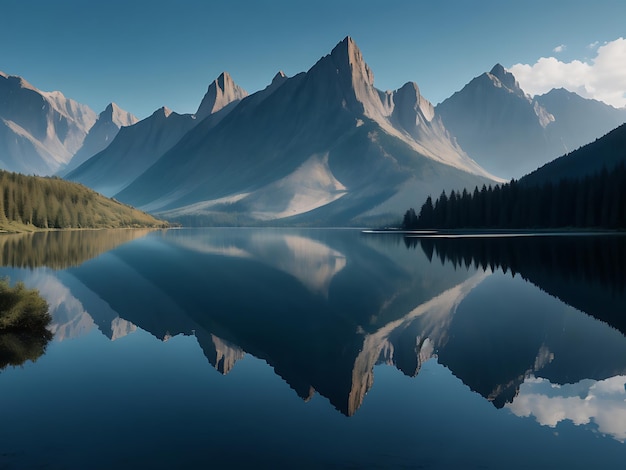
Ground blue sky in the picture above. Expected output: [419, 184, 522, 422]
[2, 0, 625, 119]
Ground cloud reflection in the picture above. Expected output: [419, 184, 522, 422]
[507, 375, 626, 442]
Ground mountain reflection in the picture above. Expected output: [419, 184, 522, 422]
[5, 228, 626, 430]
[166, 229, 347, 296]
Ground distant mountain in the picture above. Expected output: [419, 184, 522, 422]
[534, 87, 626, 155]
[65, 107, 197, 197]
[0, 71, 96, 175]
[522, 122, 626, 186]
[115, 37, 496, 226]
[60, 103, 137, 176]
[65, 72, 248, 197]
[436, 64, 626, 179]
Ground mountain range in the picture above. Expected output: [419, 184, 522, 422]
[77, 37, 496, 226]
[436, 64, 626, 179]
[2, 37, 625, 225]
[65, 72, 248, 198]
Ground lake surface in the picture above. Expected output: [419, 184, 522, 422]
[1, 228, 625, 469]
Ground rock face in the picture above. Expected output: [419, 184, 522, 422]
[60, 103, 137, 176]
[0, 71, 96, 175]
[195, 72, 248, 122]
[436, 64, 626, 179]
[114, 37, 495, 225]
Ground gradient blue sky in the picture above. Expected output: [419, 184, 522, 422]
[2, 0, 625, 119]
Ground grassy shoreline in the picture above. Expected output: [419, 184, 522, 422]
[0, 221, 169, 234]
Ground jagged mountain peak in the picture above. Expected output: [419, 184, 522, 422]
[489, 63, 506, 78]
[215, 71, 232, 89]
[393, 81, 435, 122]
[155, 106, 173, 118]
[329, 36, 375, 87]
[272, 70, 287, 84]
[100, 102, 138, 127]
[195, 71, 248, 121]
[486, 63, 524, 96]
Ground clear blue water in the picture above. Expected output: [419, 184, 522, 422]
[0, 228, 625, 469]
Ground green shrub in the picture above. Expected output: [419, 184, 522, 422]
[0, 278, 51, 331]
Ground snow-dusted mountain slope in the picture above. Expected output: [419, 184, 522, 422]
[0, 71, 96, 175]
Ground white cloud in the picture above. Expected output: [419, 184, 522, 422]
[553, 44, 566, 53]
[510, 37, 626, 108]
[507, 375, 626, 442]
[587, 41, 599, 50]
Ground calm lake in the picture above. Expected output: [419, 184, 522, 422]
[1, 228, 625, 469]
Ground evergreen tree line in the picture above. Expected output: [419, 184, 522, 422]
[402, 163, 626, 230]
[0, 170, 167, 230]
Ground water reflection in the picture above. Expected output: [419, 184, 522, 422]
[0, 229, 156, 269]
[0, 332, 50, 370]
[405, 234, 626, 334]
[2, 228, 626, 435]
[0, 277, 53, 371]
[166, 229, 347, 296]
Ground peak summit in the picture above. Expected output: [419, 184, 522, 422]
[153, 106, 173, 118]
[215, 71, 232, 89]
[488, 63, 521, 93]
[272, 70, 287, 84]
[489, 63, 506, 77]
[329, 36, 372, 83]
[196, 71, 248, 121]
[100, 102, 137, 127]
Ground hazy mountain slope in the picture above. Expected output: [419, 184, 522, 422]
[65, 73, 248, 197]
[65, 107, 197, 197]
[521, 122, 626, 186]
[436, 64, 553, 179]
[436, 65, 626, 179]
[61, 103, 138, 175]
[535, 88, 626, 154]
[116, 37, 495, 225]
[0, 71, 96, 175]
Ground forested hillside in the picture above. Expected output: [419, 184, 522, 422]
[402, 163, 626, 230]
[0, 170, 167, 231]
